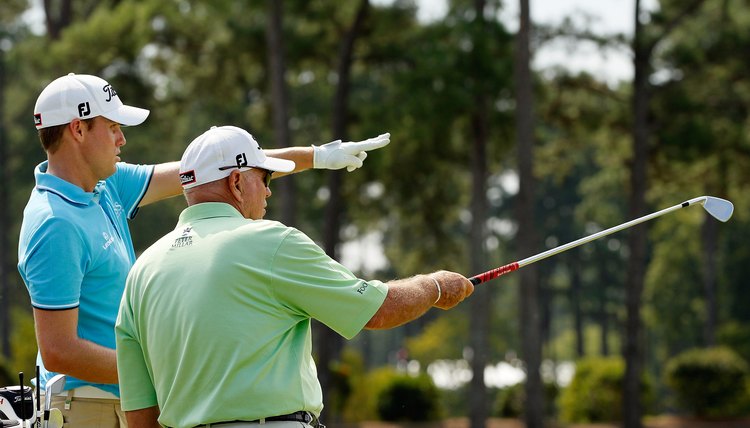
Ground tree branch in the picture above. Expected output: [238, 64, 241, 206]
[645, 0, 707, 55]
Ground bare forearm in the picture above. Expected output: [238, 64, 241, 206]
[365, 270, 474, 330]
[140, 161, 182, 206]
[365, 275, 437, 330]
[42, 337, 118, 383]
[264, 147, 313, 176]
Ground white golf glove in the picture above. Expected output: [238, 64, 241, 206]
[313, 133, 390, 172]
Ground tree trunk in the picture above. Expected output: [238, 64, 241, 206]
[467, 82, 491, 428]
[43, 0, 73, 40]
[266, 0, 297, 226]
[515, 1, 544, 427]
[701, 214, 718, 346]
[0, 46, 9, 358]
[468, 1, 490, 426]
[623, 2, 648, 427]
[598, 269, 610, 356]
[468, 123, 491, 426]
[322, 0, 369, 262]
[570, 257, 584, 357]
[540, 268, 552, 350]
[624, 1, 707, 418]
[600, 309, 609, 356]
[703, 154, 728, 347]
[316, 0, 369, 421]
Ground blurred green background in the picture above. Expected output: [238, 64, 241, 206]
[1, 0, 749, 427]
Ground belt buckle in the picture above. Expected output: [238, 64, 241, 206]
[302, 412, 313, 424]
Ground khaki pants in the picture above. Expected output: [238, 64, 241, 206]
[44, 394, 126, 428]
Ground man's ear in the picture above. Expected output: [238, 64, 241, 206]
[68, 119, 85, 142]
[227, 170, 243, 201]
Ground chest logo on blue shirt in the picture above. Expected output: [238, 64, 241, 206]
[102, 232, 115, 250]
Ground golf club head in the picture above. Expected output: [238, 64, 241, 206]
[43, 375, 65, 412]
[46, 409, 63, 428]
[702, 196, 734, 222]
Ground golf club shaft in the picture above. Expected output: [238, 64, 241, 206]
[469, 196, 708, 285]
[36, 366, 40, 428]
[19, 372, 25, 424]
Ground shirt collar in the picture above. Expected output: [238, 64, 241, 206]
[34, 161, 106, 206]
[177, 202, 245, 226]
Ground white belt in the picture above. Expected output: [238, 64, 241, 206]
[60, 386, 118, 400]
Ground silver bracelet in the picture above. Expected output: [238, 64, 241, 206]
[429, 276, 441, 304]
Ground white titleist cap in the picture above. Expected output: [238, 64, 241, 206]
[179, 126, 296, 189]
[33, 73, 150, 129]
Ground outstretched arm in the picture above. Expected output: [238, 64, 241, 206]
[138, 133, 391, 206]
[365, 270, 473, 330]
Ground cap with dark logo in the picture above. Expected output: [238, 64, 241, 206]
[179, 126, 295, 189]
[33, 73, 149, 129]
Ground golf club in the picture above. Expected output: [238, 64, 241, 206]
[42, 375, 65, 428]
[469, 195, 734, 285]
[35, 367, 39, 428]
[0, 376, 34, 428]
[18, 373, 24, 424]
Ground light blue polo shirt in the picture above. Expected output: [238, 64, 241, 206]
[17, 161, 154, 396]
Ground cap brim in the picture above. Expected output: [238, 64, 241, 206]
[260, 157, 296, 173]
[102, 105, 150, 127]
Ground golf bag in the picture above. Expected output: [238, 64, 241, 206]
[0, 385, 35, 427]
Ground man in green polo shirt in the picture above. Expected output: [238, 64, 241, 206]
[115, 126, 474, 428]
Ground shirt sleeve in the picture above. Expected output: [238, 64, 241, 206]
[18, 217, 86, 309]
[268, 228, 388, 340]
[108, 163, 155, 219]
[115, 279, 158, 411]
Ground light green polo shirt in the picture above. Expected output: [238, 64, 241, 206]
[115, 203, 387, 428]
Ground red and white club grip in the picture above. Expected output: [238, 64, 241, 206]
[469, 262, 520, 285]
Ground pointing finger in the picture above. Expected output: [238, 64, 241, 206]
[345, 133, 390, 153]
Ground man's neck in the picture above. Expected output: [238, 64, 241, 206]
[46, 150, 99, 192]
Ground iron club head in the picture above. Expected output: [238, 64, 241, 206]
[43, 375, 65, 413]
[702, 196, 734, 222]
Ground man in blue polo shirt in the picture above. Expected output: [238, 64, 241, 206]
[17, 73, 390, 427]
